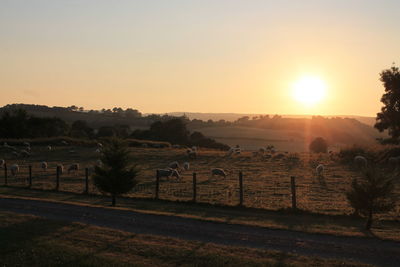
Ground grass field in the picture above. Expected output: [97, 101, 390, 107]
[0, 145, 399, 219]
[0, 210, 372, 267]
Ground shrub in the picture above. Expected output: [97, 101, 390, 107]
[346, 167, 396, 230]
[309, 137, 328, 153]
[93, 139, 139, 206]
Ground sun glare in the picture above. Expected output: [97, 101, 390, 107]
[292, 76, 327, 106]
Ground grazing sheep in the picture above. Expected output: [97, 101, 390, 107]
[168, 161, 180, 170]
[316, 164, 324, 176]
[354, 155, 367, 169]
[57, 164, 64, 174]
[273, 153, 285, 160]
[10, 164, 19, 176]
[23, 142, 30, 147]
[68, 163, 79, 174]
[47, 145, 52, 151]
[61, 140, 68, 145]
[97, 143, 103, 148]
[234, 148, 241, 155]
[183, 162, 190, 171]
[95, 148, 101, 153]
[157, 169, 180, 180]
[41, 161, 48, 171]
[226, 147, 235, 157]
[20, 150, 30, 158]
[95, 159, 103, 167]
[211, 168, 226, 178]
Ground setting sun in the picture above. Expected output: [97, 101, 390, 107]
[292, 76, 327, 106]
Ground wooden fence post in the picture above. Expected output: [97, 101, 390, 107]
[192, 172, 197, 202]
[155, 170, 160, 199]
[28, 165, 32, 188]
[55, 166, 60, 191]
[84, 168, 89, 194]
[239, 171, 243, 206]
[4, 163, 7, 186]
[291, 176, 297, 209]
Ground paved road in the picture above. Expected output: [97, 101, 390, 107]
[0, 197, 399, 267]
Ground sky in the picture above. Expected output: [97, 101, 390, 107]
[1, 0, 399, 116]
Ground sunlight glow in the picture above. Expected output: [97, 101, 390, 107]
[292, 76, 327, 106]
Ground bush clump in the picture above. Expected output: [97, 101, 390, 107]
[309, 137, 328, 153]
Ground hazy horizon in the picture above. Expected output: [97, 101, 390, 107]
[1, 0, 399, 116]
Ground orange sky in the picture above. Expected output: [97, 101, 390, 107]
[1, 1, 399, 116]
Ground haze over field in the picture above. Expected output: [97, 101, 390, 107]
[1, 1, 400, 116]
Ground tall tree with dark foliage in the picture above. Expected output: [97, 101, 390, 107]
[375, 65, 400, 143]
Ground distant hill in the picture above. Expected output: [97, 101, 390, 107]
[0, 104, 386, 151]
[167, 112, 377, 126]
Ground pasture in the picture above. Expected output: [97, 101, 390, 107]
[1, 144, 399, 219]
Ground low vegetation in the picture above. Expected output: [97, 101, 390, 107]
[347, 167, 397, 230]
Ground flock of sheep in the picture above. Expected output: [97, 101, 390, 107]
[0, 141, 104, 178]
[1, 140, 398, 184]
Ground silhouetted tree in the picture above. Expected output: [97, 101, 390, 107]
[97, 126, 116, 137]
[70, 120, 94, 138]
[346, 167, 396, 230]
[0, 109, 68, 138]
[93, 139, 139, 206]
[309, 137, 328, 153]
[375, 65, 400, 143]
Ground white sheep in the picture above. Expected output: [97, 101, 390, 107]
[211, 168, 226, 178]
[68, 163, 79, 174]
[95, 148, 101, 153]
[183, 162, 190, 171]
[95, 159, 103, 167]
[354, 155, 367, 169]
[20, 150, 30, 158]
[47, 145, 52, 151]
[10, 164, 19, 176]
[97, 142, 103, 148]
[57, 164, 64, 175]
[157, 169, 180, 180]
[61, 140, 68, 145]
[168, 161, 180, 170]
[316, 164, 324, 176]
[0, 159, 4, 168]
[41, 161, 48, 171]
[23, 142, 30, 147]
